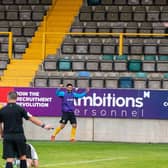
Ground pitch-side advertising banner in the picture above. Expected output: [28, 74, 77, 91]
[0, 87, 168, 119]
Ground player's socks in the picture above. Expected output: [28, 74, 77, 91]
[70, 127, 76, 141]
[20, 160, 27, 168]
[53, 126, 62, 136]
[50, 126, 62, 141]
[5, 162, 13, 168]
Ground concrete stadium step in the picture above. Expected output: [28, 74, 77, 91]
[0, 60, 41, 87]
[23, 0, 83, 60]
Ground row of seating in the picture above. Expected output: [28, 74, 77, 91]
[79, 12, 168, 22]
[81, 5, 168, 12]
[43, 55, 168, 72]
[61, 40, 168, 55]
[87, 0, 168, 5]
[80, 5, 168, 21]
[0, 6, 49, 21]
[71, 21, 165, 33]
[33, 70, 168, 89]
[0, 0, 52, 5]
[0, 21, 38, 37]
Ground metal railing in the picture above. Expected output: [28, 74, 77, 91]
[41, 31, 168, 59]
[0, 32, 13, 59]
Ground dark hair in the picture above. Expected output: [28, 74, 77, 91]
[8, 91, 17, 100]
[66, 83, 73, 87]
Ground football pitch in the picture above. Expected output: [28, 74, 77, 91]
[1, 141, 168, 168]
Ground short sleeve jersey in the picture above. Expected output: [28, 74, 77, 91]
[0, 103, 30, 139]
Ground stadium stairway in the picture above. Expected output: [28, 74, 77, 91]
[23, 0, 83, 59]
[0, 0, 83, 87]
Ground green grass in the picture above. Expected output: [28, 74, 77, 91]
[1, 141, 168, 168]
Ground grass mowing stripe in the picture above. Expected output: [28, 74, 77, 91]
[40, 157, 128, 167]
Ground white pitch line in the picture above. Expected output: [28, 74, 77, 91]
[40, 156, 128, 167]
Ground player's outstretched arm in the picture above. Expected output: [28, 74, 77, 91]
[29, 116, 53, 130]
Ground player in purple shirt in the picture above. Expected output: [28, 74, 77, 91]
[51, 83, 89, 142]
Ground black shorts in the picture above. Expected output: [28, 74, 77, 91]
[3, 139, 26, 159]
[60, 112, 77, 125]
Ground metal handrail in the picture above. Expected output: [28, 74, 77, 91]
[0, 32, 13, 59]
[42, 32, 168, 59]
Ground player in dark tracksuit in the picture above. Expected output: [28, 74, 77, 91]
[51, 83, 89, 142]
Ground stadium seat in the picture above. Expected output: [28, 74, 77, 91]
[90, 72, 104, 88]
[43, 57, 57, 71]
[32, 6, 46, 21]
[86, 60, 99, 71]
[129, 39, 144, 55]
[89, 38, 102, 54]
[134, 72, 148, 89]
[57, 58, 72, 71]
[0, 21, 9, 32]
[102, 39, 117, 55]
[101, 0, 113, 5]
[34, 71, 48, 87]
[114, 55, 128, 72]
[101, 54, 114, 60]
[72, 59, 86, 71]
[104, 72, 119, 88]
[114, 0, 127, 4]
[162, 73, 168, 89]
[156, 58, 168, 72]
[119, 6, 133, 21]
[41, 0, 52, 5]
[128, 0, 140, 4]
[48, 72, 62, 87]
[75, 38, 89, 54]
[147, 6, 160, 21]
[142, 55, 156, 72]
[93, 12, 105, 21]
[84, 22, 97, 37]
[0, 6, 5, 20]
[70, 19, 84, 36]
[10, 21, 23, 36]
[155, 0, 167, 4]
[0, 60, 8, 70]
[14, 37, 28, 54]
[141, 0, 153, 5]
[99, 59, 113, 71]
[15, 0, 27, 4]
[76, 71, 91, 88]
[125, 22, 138, 33]
[147, 73, 162, 89]
[61, 38, 75, 54]
[23, 21, 37, 37]
[2, 0, 14, 5]
[133, 6, 146, 21]
[1, 38, 9, 53]
[139, 22, 152, 34]
[62, 72, 76, 87]
[106, 6, 119, 21]
[87, 0, 101, 5]
[128, 59, 142, 72]
[118, 77, 134, 88]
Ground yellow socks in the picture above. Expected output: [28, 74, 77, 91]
[52, 126, 62, 137]
[70, 127, 76, 140]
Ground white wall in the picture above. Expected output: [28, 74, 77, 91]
[23, 117, 168, 143]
